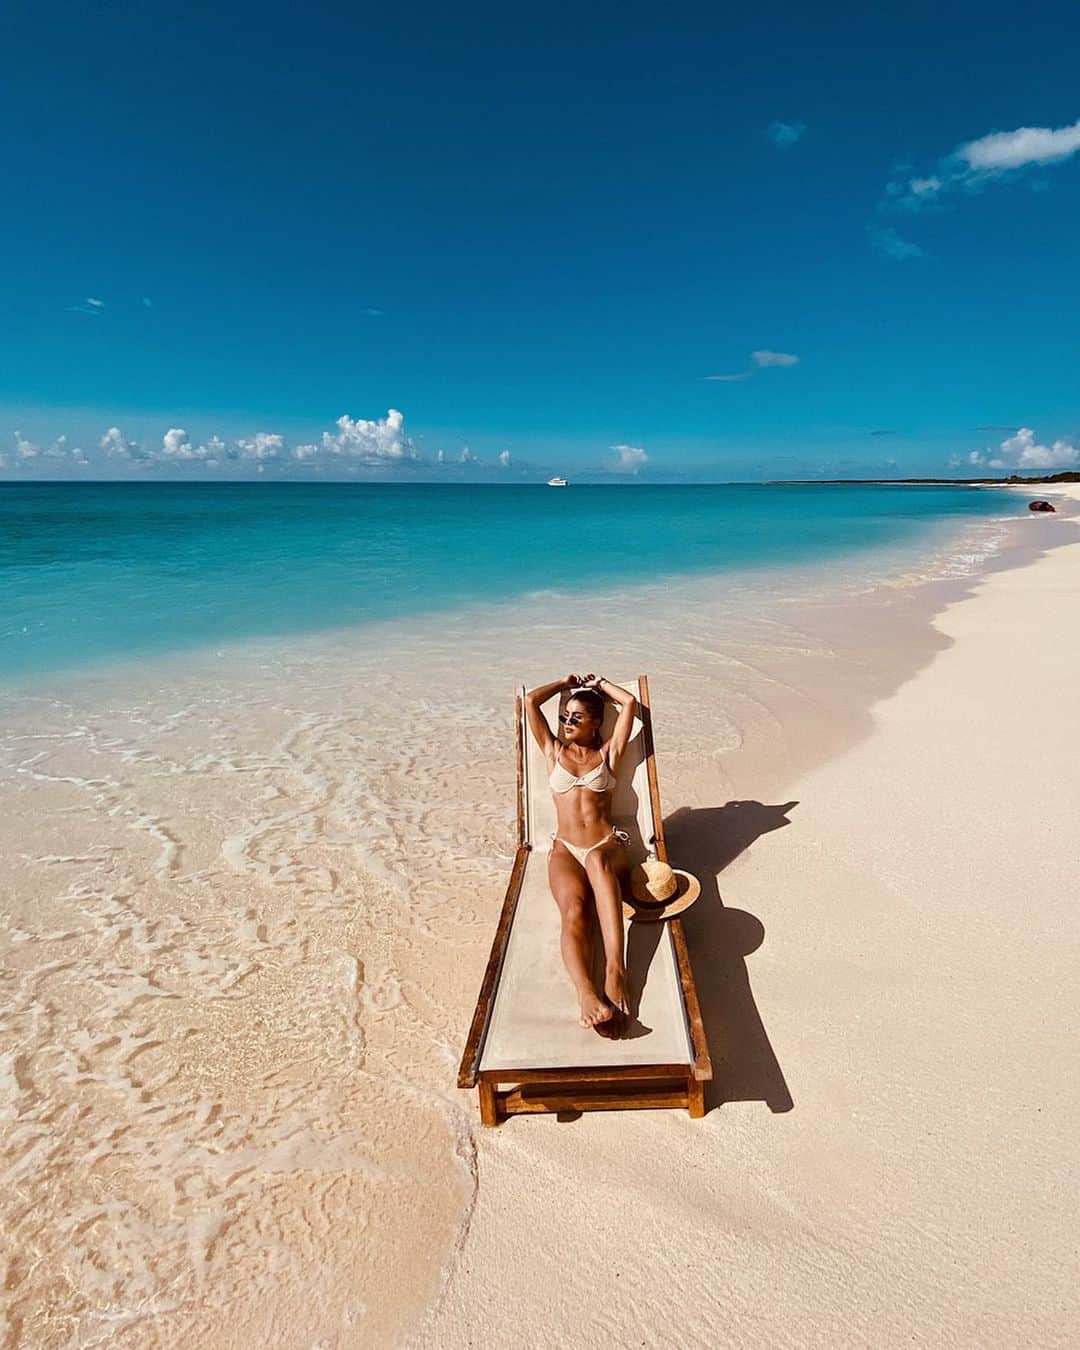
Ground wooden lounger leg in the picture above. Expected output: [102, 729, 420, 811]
[687, 1074, 705, 1119]
[478, 1079, 499, 1127]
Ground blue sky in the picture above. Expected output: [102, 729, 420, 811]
[2, 0, 1079, 481]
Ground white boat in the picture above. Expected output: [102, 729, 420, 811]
[547, 476, 568, 487]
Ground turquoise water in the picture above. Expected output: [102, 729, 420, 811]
[0, 482, 1012, 680]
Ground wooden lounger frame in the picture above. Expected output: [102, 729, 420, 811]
[457, 675, 712, 1125]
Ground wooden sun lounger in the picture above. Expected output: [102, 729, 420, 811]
[458, 675, 712, 1125]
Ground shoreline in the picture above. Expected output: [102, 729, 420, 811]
[413, 484, 1080, 1347]
[0, 493, 1075, 1344]
[0, 482, 1013, 694]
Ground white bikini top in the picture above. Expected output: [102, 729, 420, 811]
[548, 743, 616, 794]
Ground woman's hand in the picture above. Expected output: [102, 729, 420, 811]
[579, 673, 601, 690]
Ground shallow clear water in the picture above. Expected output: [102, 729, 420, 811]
[0, 481, 1013, 679]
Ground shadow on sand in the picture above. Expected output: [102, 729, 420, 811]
[621, 800, 797, 1116]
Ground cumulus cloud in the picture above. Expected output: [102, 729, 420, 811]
[767, 120, 805, 149]
[319, 408, 417, 464]
[884, 117, 1080, 212]
[968, 426, 1080, 472]
[13, 431, 82, 462]
[868, 224, 923, 260]
[498, 449, 512, 467]
[10, 431, 87, 466]
[5, 409, 440, 476]
[236, 432, 285, 461]
[100, 426, 147, 460]
[608, 443, 648, 474]
[161, 428, 223, 461]
[707, 349, 800, 381]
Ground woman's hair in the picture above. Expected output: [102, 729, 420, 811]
[566, 688, 605, 744]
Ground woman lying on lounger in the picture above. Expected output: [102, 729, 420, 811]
[524, 673, 638, 1038]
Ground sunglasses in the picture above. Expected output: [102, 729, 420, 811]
[558, 712, 585, 725]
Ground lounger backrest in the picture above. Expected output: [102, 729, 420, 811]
[519, 678, 657, 864]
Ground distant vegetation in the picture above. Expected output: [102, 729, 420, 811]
[770, 472, 1080, 485]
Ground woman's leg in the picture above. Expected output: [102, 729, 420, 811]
[584, 841, 629, 1016]
[548, 845, 614, 1030]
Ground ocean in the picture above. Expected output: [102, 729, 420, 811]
[0, 481, 1013, 681]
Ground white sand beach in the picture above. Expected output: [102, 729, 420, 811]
[417, 486, 1080, 1348]
[1, 491, 1077, 1347]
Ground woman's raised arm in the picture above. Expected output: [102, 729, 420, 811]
[524, 673, 578, 754]
[592, 676, 638, 772]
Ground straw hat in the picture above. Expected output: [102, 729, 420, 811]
[622, 857, 701, 923]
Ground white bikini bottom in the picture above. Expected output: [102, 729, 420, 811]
[551, 827, 630, 867]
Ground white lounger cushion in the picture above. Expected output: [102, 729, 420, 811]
[478, 679, 695, 1073]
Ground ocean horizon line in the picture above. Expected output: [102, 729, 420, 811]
[0, 476, 1053, 488]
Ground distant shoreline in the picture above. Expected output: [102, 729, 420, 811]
[767, 473, 1080, 486]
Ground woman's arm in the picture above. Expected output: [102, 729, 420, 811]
[524, 673, 579, 755]
[591, 676, 638, 772]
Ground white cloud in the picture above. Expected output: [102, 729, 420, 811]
[498, 449, 512, 467]
[161, 428, 221, 461]
[435, 449, 446, 464]
[163, 428, 195, 459]
[100, 426, 147, 459]
[319, 408, 417, 463]
[608, 443, 648, 474]
[8, 408, 441, 476]
[86, 297, 105, 309]
[968, 426, 1079, 472]
[707, 349, 800, 380]
[884, 118, 1080, 213]
[459, 447, 474, 463]
[12, 431, 85, 464]
[236, 432, 285, 460]
[767, 120, 805, 149]
[961, 120, 1080, 172]
[869, 224, 924, 260]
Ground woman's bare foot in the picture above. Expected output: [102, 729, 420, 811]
[593, 998, 625, 1039]
[578, 987, 614, 1030]
[604, 966, 630, 1018]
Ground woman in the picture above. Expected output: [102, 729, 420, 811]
[524, 673, 638, 1037]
